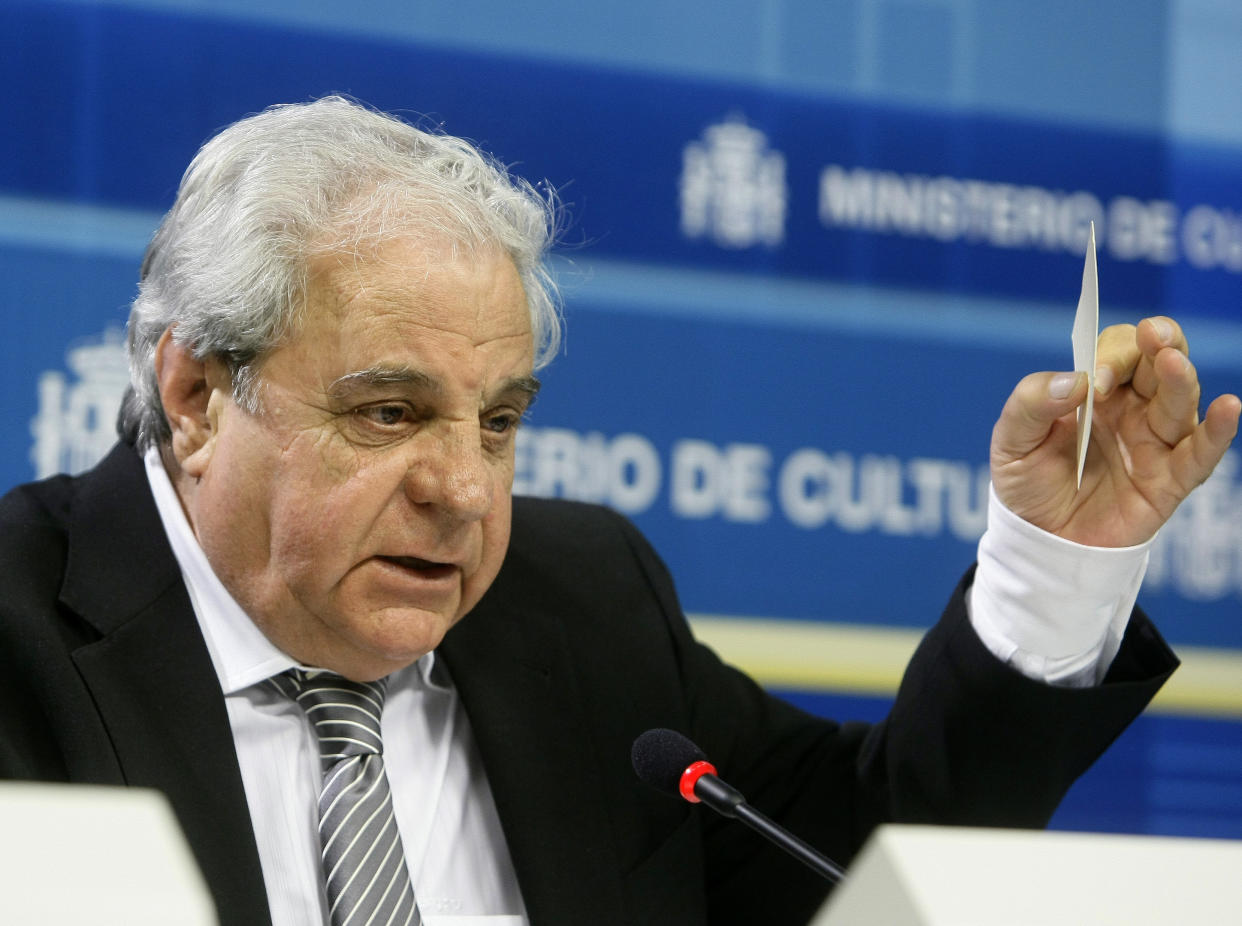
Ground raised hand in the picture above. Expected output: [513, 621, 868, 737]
[990, 316, 1240, 547]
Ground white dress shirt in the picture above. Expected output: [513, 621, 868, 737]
[144, 448, 1150, 924]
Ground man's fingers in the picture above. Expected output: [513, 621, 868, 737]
[1145, 347, 1202, 445]
[1131, 316, 1189, 400]
[1170, 393, 1242, 491]
[1093, 323, 1139, 397]
[992, 370, 1088, 460]
[1094, 317, 1190, 400]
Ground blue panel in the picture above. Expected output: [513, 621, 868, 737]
[0, 245, 134, 492]
[973, 0, 1169, 128]
[876, 2, 955, 97]
[4, 2, 1242, 319]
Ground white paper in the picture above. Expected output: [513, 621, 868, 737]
[1071, 221, 1099, 489]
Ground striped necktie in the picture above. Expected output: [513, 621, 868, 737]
[270, 669, 422, 926]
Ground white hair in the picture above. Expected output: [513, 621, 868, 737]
[119, 95, 562, 450]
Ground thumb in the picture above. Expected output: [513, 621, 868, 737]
[992, 371, 1089, 461]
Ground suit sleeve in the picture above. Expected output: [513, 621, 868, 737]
[606, 509, 1177, 925]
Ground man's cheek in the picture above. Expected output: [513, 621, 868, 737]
[271, 509, 344, 583]
[284, 425, 366, 484]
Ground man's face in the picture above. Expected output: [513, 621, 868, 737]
[186, 238, 537, 680]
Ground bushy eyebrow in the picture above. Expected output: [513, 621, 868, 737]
[328, 365, 438, 397]
[328, 365, 540, 408]
[496, 375, 542, 408]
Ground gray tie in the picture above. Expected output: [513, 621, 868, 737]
[271, 669, 422, 926]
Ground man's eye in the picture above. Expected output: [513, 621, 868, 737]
[359, 405, 409, 427]
[483, 412, 518, 434]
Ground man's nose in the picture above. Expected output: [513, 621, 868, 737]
[403, 423, 494, 521]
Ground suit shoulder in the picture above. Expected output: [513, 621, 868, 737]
[0, 475, 75, 561]
[0, 475, 77, 611]
[512, 494, 634, 537]
[509, 495, 655, 559]
[0, 472, 75, 522]
[504, 496, 679, 615]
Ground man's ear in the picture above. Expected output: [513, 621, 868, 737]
[154, 329, 228, 478]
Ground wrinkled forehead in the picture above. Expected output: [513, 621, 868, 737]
[306, 235, 532, 350]
[292, 230, 529, 343]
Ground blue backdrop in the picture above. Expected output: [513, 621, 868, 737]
[4, 0, 1241, 840]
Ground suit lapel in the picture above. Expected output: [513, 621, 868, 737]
[440, 585, 628, 926]
[60, 445, 272, 926]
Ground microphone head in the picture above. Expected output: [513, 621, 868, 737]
[631, 728, 707, 797]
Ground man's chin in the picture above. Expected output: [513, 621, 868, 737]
[367, 607, 457, 657]
[291, 605, 459, 682]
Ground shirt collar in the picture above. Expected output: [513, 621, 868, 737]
[143, 447, 443, 694]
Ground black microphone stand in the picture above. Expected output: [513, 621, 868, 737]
[693, 774, 846, 883]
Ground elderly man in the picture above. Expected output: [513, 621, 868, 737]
[1, 96, 1238, 926]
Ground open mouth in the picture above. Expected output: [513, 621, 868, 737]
[377, 555, 455, 579]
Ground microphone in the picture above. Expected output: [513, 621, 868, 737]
[631, 728, 845, 883]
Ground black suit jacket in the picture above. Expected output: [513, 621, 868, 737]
[0, 443, 1177, 925]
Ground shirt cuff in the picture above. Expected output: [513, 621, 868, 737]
[968, 483, 1153, 687]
